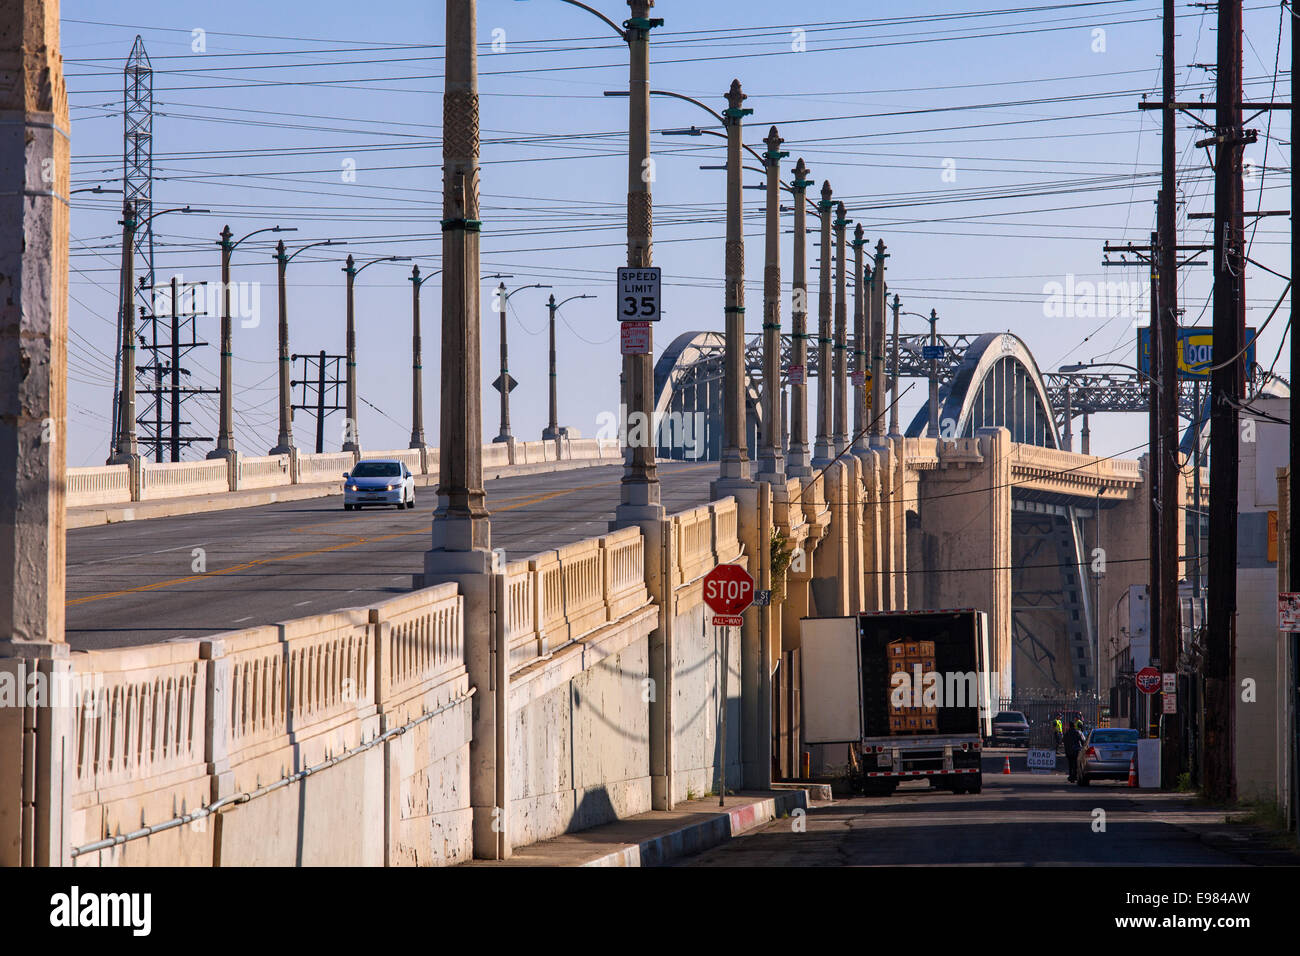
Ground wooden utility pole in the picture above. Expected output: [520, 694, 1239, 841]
[1157, 0, 1183, 787]
[1204, 0, 1246, 804]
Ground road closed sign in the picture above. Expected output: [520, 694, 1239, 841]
[617, 267, 661, 322]
[1027, 749, 1056, 773]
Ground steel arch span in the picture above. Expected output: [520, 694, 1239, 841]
[651, 331, 764, 461]
[906, 332, 1095, 694]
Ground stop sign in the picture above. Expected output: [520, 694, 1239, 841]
[1135, 666, 1161, 695]
[702, 563, 755, 616]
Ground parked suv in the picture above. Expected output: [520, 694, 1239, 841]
[990, 710, 1030, 748]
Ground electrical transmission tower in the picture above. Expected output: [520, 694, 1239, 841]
[113, 36, 159, 456]
[138, 278, 218, 461]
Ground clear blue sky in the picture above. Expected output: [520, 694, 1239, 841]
[61, 0, 1291, 466]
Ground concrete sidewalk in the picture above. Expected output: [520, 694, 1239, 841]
[66, 457, 618, 529]
[466, 789, 822, 867]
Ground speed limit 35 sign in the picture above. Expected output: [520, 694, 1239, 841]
[617, 267, 661, 322]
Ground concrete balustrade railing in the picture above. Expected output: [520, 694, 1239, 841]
[66, 464, 132, 506]
[140, 459, 228, 500]
[238, 454, 292, 490]
[62, 582, 471, 865]
[67, 438, 622, 511]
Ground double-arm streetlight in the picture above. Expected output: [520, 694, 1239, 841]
[543, 293, 596, 441]
[110, 202, 209, 464]
[492, 282, 552, 444]
[208, 223, 295, 461]
[340, 254, 411, 453]
[409, 265, 442, 449]
[270, 239, 342, 454]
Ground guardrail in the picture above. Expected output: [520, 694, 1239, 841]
[67, 437, 623, 509]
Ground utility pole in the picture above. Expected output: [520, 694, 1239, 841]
[1205, 0, 1246, 804]
[615, 0, 665, 527]
[718, 78, 752, 485]
[851, 224, 868, 453]
[290, 351, 344, 454]
[832, 202, 850, 455]
[787, 158, 813, 477]
[1148, 228, 1162, 743]
[1290, 0, 1300, 839]
[494, 281, 513, 444]
[758, 127, 787, 483]
[870, 240, 889, 444]
[812, 180, 834, 467]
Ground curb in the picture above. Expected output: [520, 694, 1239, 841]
[581, 790, 808, 867]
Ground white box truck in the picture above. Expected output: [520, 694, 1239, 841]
[800, 609, 994, 795]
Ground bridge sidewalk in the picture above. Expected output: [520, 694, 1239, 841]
[466, 787, 830, 867]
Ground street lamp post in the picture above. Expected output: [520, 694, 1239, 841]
[409, 265, 441, 449]
[852, 225, 868, 454]
[757, 126, 787, 484]
[870, 240, 889, 445]
[832, 202, 851, 455]
[110, 202, 208, 465]
[492, 282, 551, 445]
[209, 222, 294, 461]
[811, 181, 834, 467]
[888, 294, 903, 438]
[271, 238, 340, 455]
[341, 253, 410, 453]
[787, 159, 814, 478]
[544, 293, 595, 442]
[718, 79, 753, 486]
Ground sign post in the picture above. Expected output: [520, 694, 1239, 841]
[702, 563, 756, 806]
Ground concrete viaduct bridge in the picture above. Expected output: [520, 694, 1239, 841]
[655, 329, 1159, 694]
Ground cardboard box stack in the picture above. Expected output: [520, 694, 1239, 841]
[887, 639, 938, 735]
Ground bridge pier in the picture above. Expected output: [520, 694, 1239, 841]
[0, 0, 72, 868]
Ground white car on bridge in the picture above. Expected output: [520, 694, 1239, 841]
[342, 459, 416, 511]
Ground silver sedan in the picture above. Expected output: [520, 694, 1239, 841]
[1077, 728, 1139, 785]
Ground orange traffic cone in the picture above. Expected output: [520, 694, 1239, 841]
[1127, 756, 1137, 788]
[1002, 756, 1011, 774]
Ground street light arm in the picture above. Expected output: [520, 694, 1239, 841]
[232, 224, 295, 251]
[354, 254, 412, 276]
[555, 0, 627, 40]
[1058, 361, 1155, 385]
[413, 267, 444, 289]
[284, 239, 342, 264]
[503, 283, 554, 304]
[139, 205, 209, 227]
[556, 294, 596, 309]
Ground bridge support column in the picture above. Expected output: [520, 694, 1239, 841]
[0, 0, 72, 867]
[810, 464, 851, 617]
[861, 450, 885, 610]
[917, 428, 1013, 701]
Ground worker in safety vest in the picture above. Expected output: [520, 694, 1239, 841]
[1053, 716, 1063, 752]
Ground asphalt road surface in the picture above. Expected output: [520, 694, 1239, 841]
[66, 461, 715, 650]
[676, 752, 1300, 866]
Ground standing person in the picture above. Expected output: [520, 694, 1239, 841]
[1063, 721, 1085, 783]
[1053, 714, 1063, 753]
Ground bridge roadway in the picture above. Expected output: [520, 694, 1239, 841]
[65, 461, 716, 651]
